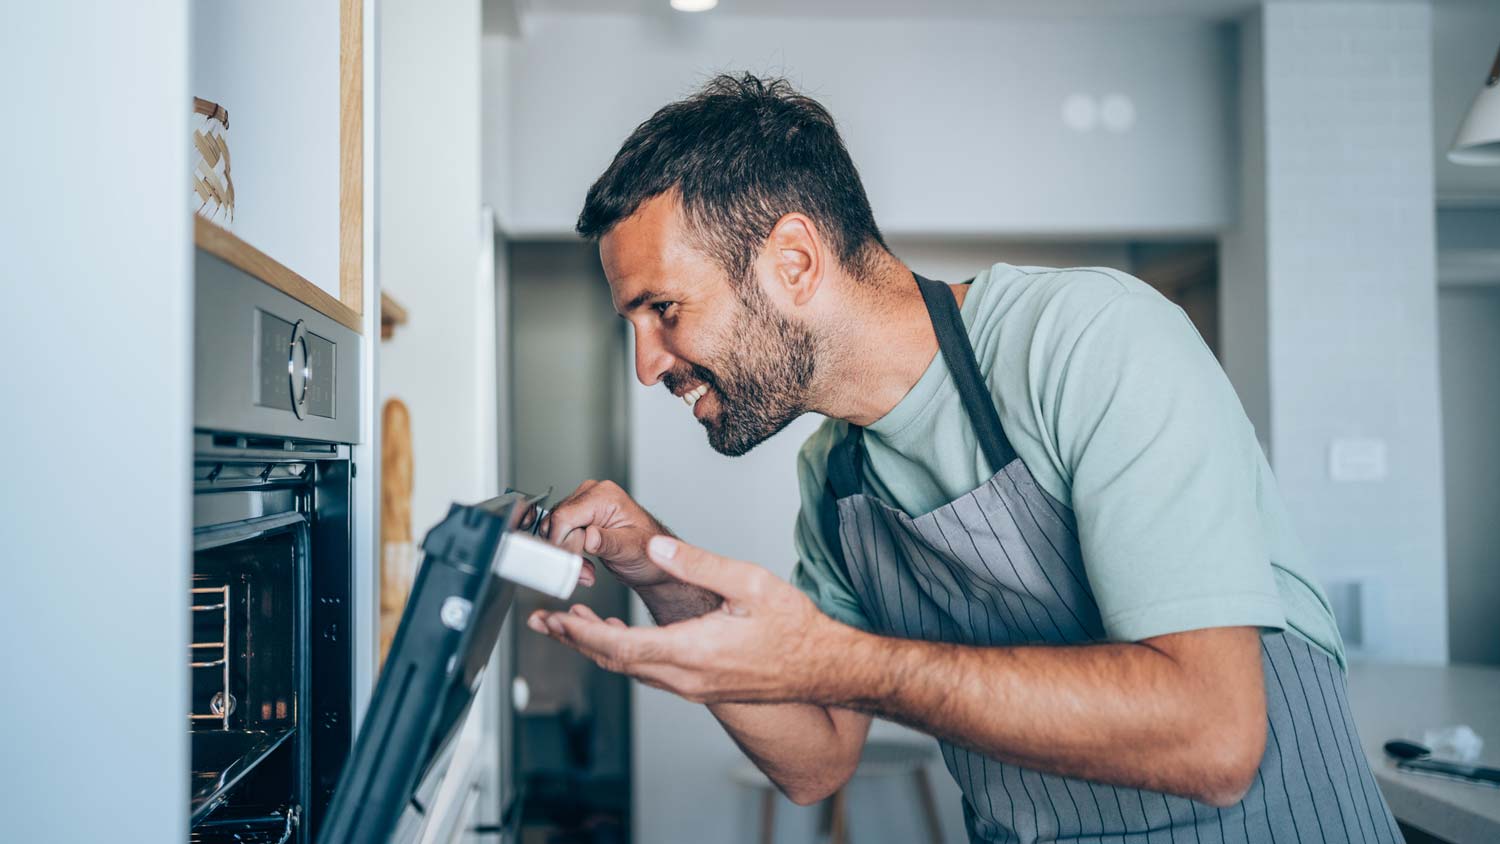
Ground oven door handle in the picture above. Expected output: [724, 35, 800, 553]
[194, 511, 309, 552]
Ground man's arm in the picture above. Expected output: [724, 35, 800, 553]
[536, 537, 1268, 809]
[533, 481, 872, 804]
[552, 584, 874, 806]
[828, 624, 1266, 807]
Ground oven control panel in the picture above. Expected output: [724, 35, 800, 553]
[195, 248, 360, 443]
[257, 310, 336, 419]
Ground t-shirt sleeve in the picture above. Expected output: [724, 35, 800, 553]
[1049, 291, 1285, 642]
[789, 424, 873, 631]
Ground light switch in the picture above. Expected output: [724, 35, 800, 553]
[1328, 437, 1388, 483]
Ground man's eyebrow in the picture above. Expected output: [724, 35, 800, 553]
[621, 289, 663, 313]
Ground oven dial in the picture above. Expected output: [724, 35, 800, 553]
[288, 320, 312, 420]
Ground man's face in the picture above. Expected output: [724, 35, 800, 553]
[600, 194, 816, 457]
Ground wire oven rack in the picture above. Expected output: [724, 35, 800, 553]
[191, 585, 232, 728]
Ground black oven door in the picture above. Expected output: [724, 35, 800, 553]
[316, 492, 537, 844]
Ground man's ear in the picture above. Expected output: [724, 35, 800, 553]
[761, 213, 824, 308]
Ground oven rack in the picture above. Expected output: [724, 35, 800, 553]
[191, 585, 233, 728]
[190, 804, 299, 844]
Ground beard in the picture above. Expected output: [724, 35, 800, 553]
[664, 284, 817, 457]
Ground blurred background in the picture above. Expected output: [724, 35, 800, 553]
[4, 0, 1499, 842]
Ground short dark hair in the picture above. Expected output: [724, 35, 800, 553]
[576, 73, 887, 284]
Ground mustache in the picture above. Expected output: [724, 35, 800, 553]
[662, 363, 722, 396]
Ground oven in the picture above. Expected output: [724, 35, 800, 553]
[191, 249, 361, 843]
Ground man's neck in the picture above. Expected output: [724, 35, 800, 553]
[811, 257, 967, 428]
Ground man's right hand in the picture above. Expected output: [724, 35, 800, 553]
[543, 479, 676, 590]
[541, 480, 722, 624]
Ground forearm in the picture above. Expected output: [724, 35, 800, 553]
[707, 702, 870, 805]
[638, 582, 867, 804]
[820, 626, 1265, 806]
[637, 580, 722, 625]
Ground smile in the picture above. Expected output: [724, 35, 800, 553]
[682, 384, 709, 409]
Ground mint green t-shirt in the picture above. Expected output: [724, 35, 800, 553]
[791, 264, 1344, 665]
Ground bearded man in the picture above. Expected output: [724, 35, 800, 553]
[527, 74, 1398, 844]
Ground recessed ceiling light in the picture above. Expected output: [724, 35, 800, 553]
[670, 0, 717, 11]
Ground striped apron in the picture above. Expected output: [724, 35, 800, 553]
[820, 274, 1400, 843]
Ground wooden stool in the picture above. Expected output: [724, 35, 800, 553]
[731, 740, 945, 844]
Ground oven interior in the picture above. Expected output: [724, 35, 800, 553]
[190, 444, 350, 844]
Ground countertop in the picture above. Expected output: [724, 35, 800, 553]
[1346, 661, 1500, 843]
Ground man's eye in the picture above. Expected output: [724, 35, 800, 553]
[653, 302, 677, 317]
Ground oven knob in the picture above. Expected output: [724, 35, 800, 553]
[288, 320, 312, 420]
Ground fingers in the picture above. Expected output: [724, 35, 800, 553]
[583, 524, 633, 561]
[577, 559, 597, 588]
[568, 603, 602, 622]
[646, 536, 765, 601]
[566, 603, 626, 629]
[542, 481, 601, 546]
[527, 605, 671, 671]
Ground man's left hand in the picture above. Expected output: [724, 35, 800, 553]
[527, 536, 840, 705]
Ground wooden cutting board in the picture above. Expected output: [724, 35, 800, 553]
[379, 397, 414, 667]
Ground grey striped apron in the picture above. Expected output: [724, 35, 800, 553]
[820, 274, 1400, 844]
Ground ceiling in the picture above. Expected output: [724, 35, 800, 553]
[500, 0, 1500, 202]
[522, 0, 1263, 20]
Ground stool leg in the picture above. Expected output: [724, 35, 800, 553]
[829, 788, 848, 844]
[914, 767, 944, 844]
[760, 787, 777, 844]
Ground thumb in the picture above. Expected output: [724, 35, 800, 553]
[583, 525, 630, 561]
[647, 535, 762, 600]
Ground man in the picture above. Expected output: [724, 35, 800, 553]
[527, 74, 1398, 843]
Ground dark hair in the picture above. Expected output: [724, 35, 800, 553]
[576, 73, 887, 284]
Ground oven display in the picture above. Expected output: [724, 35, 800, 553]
[256, 310, 336, 419]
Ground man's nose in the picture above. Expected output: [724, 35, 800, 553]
[634, 332, 674, 387]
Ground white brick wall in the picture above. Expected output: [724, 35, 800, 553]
[1223, 2, 1446, 662]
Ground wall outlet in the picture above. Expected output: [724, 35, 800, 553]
[1328, 437, 1388, 483]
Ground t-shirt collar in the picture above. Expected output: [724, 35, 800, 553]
[866, 268, 990, 442]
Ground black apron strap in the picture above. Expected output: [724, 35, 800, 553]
[819, 424, 864, 583]
[914, 273, 1017, 473]
[818, 272, 1017, 582]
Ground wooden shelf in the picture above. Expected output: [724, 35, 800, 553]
[380, 291, 408, 340]
[195, 217, 362, 333]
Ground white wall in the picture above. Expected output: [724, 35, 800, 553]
[379, 0, 494, 537]
[481, 33, 515, 228]
[0, 2, 192, 841]
[889, 238, 1135, 283]
[497, 12, 1236, 238]
[1221, 2, 1447, 663]
[627, 242, 1142, 844]
[192, 0, 342, 294]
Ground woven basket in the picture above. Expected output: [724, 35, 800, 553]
[191, 97, 235, 226]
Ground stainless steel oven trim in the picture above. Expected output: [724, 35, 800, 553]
[194, 488, 301, 530]
[194, 511, 309, 553]
[194, 432, 346, 463]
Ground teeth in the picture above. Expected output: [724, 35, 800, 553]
[681, 384, 709, 408]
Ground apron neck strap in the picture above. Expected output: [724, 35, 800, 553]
[913, 273, 1017, 474]
[827, 273, 1016, 501]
